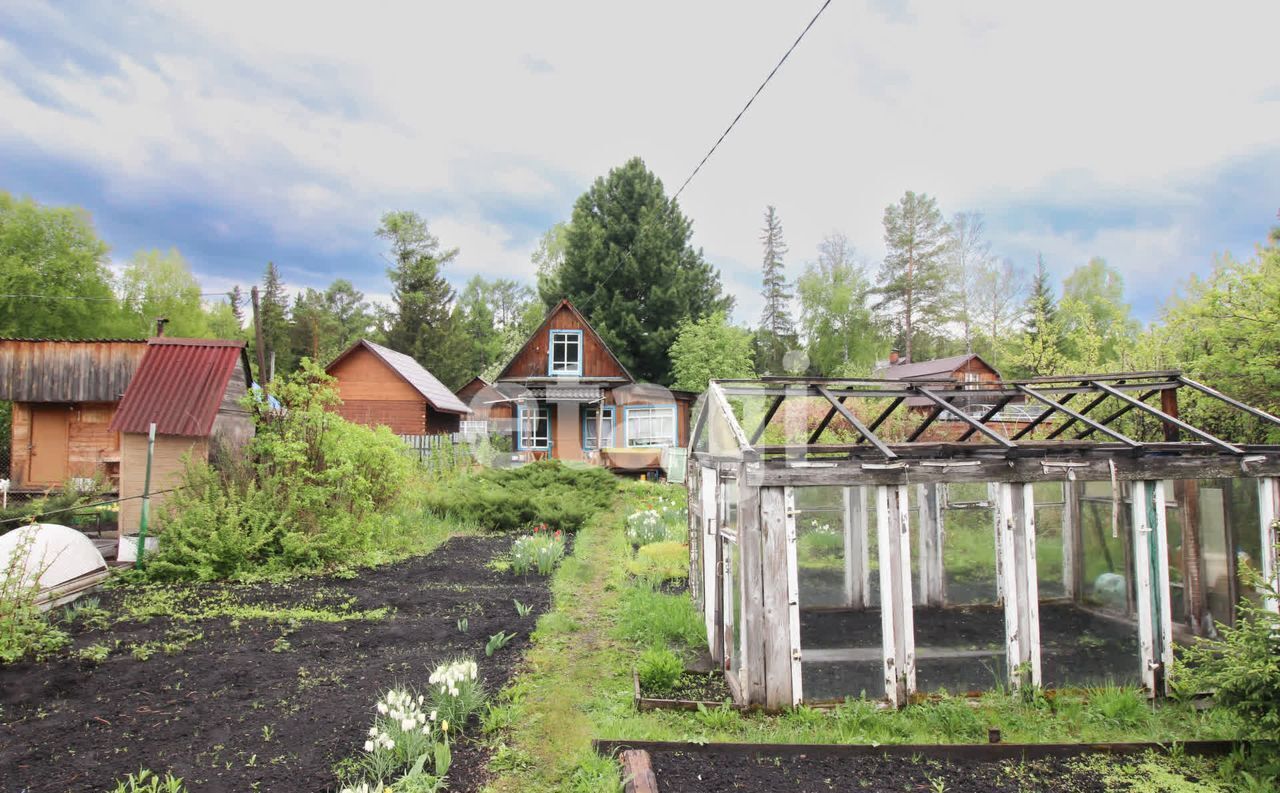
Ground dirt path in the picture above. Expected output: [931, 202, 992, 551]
[0, 535, 548, 792]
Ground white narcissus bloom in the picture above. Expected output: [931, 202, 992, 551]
[401, 718, 414, 730]
[430, 710, 437, 721]
[363, 740, 373, 752]
[376, 703, 388, 715]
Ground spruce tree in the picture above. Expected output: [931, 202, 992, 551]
[877, 191, 951, 362]
[553, 157, 733, 385]
[757, 205, 796, 374]
[228, 285, 245, 327]
[259, 262, 292, 377]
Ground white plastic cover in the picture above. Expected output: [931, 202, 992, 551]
[0, 523, 108, 591]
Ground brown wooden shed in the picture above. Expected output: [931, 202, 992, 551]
[325, 339, 470, 435]
[0, 339, 148, 490]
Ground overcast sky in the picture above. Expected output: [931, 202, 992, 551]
[2, 1, 1278, 324]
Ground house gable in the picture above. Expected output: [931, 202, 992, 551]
[496, 300, 632, 382]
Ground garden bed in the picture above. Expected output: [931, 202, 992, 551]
[599, 740, 1238, 793]
[634, 668, 736, 711]
[0, 535, 550, 792]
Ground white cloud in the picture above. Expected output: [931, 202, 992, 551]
[2, 0, 1279, 323]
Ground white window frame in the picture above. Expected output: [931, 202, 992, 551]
[517, 403, 550, 450]
[624, 404, 678, 448]
[548, 329, 583, 376]
[582, 405, 616, 451]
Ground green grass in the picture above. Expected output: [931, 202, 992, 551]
[481, 481, 1252, 793]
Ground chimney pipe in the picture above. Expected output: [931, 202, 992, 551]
[155, 318, 170, 337]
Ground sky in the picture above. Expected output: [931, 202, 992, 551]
[1, 0, 1278, 325]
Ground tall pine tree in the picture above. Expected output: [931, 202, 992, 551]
[877, 191, 951, 362]
[552, 157, 733, 385]
[756, 205, 796, 374]
[379, 211, 472, 389]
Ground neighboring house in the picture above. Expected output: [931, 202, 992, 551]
[489, 299, 696, 469]
[875, 352, 1040, 439]
[110, 338, 254, 533]
[453, 376, 520, 440]
[0, 339, 149, 490]
[325, 339, 470, 435]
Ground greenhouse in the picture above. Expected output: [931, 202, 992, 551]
[685, 371, 1280, 709]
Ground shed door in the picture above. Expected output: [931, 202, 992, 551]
[29, 406, 69, 486]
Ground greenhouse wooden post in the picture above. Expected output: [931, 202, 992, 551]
[877, 484, 916, 706]
[739, 479, 767, 704]
[917, 483, 945, 606]
[1062, 480, 1083, 601]
[843, 486, 869, 609]
[1013, 484, 1042, 688]
[760, 486, 794, 709]
[995, 484, 1022, 687]
[1258, 477, 1279, 614]
[1132, 480, 1173, 696]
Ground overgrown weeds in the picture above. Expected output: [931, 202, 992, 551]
[0, 527, 69, 662]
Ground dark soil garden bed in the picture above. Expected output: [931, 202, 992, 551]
[635, 669, 734, 710]
[612, 742, 1233, 793]
[0, 535, 550, 793]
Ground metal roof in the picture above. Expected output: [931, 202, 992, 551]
[109, 338, 249, 437]
[326, 339, 471, 415]
[0, 339, 148, 402]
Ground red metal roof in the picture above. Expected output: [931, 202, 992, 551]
[109, 338, 249, 437]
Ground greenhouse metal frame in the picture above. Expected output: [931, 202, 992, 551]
[685, 371, 1280, 709]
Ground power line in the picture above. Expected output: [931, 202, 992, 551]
[576, 0, 832, 313]
[0, 292, 236, 301]
[672, 0, 832, 201]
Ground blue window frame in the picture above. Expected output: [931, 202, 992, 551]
[582, 405, 616, 450]
[517, 402, 551, 450]
[623, 403, 678, 448]
[548, 329, 583, 376]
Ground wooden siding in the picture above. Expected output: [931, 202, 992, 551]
[209, 361, 254, 462]
[0, 339, 147, 402]
[9, 401, 124, 489]
[501, 303, 629, 380]
[328, 345, 439, 433]
[337, 399, 426, 434]
[118, 433, 207, 533]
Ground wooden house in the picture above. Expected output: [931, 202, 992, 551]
[490, 299, 696, 470]
[0, 339, 149, 490]
[109, 339, 254, 533]
[874, 352, 1040, 441]
[325, 339, 470, 435]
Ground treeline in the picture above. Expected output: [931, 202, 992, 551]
[722, 191, 1144, 383]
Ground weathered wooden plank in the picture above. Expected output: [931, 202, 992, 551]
[996, 484, 1021, 687]
[843, 486, 869, 609]
[1259, 478, 1279, 614]
[1018, 483, 1042, 688]
[619, 749, 658, 793]
[1151, 481, 1173, 696]
[876, 485, 900, 705]
[1062, 480, 1083, 601]
[916, 483, 945, 606]
[738, 480, 767, 705]
[760, 486, 793, 709]
[893, 484, 916, 696]
[783, 487, 803, 705]
[742, 455, 1280, 487]
[1131, 482, 1157, 696]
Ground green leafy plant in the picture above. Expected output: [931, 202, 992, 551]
[422, 460, 616, 534]
[509, 529, 565, 576]
[77, 642, 111, 664]
[111, 768, 187, 793]
[513, 599, 533, 617]
[1175, 554, 1280, 741]
[142, 361, 417, 581]
[456, 617, 469, 633]
[636, 646, 683, 694]
[62, 596, 111, 630]
[486, 630, 517, 657]
[1085, 685, 1150, 731]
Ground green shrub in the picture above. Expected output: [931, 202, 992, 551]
[626, 541, 687, 583]
[637, 646, 683, 694]
[509, 530, 566, 576]
[422, 461, 616, 534]
[616, 587, 704, 651]
[143, 361, 416, 581]
[1176, 557, 1280, 740]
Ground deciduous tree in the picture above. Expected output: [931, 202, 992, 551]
[669, 311, 755, 393]
[796, 233, 880, 375]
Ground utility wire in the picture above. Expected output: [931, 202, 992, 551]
[576, 0, 832, 313]
[0, 292, 235, 301]
[672, 0, 832, 202]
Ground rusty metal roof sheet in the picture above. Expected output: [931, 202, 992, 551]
[109, 338, 249, 437]
[0, 339, 149, 402]
[326, 339, 471, 415]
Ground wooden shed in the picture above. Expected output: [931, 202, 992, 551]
[109, 339, 254, 533]
[325, 339, 470, 435]
[0, 339, 148, 490]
